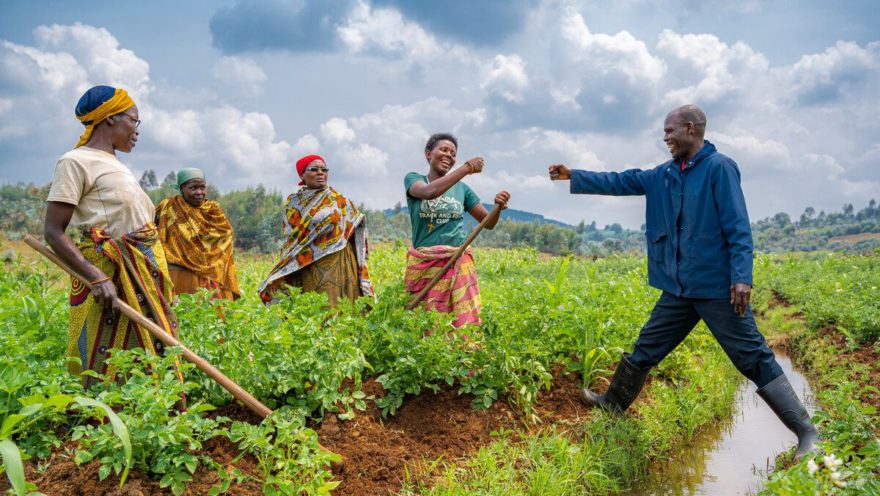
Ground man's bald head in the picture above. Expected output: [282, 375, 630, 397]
[667, 104, 707, 138]
[663, 104, 707, 162]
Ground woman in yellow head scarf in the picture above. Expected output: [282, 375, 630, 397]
[44, 85, 179, 387]
[155, 168, 241, 300]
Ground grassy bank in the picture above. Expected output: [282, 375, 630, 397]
[754, 253, 880, 495]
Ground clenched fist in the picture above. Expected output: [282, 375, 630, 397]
[548, 164, 571, 180]
[465, 157, 484, 175]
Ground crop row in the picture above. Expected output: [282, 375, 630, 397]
[755, 253, 880, 343]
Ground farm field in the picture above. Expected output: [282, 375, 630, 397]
[1, 241, 878, 495]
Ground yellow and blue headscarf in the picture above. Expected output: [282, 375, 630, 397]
[74, 85, 136, 148]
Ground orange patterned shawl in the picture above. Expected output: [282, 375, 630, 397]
[258, 187, 373, 303]
[155, 195, 241, 299]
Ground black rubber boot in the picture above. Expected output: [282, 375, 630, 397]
[757, 373, 820, 459]
[580, 352, 649, 412]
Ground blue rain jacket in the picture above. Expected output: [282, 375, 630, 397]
[570, 140, 753, 298]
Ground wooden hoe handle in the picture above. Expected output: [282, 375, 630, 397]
[23, 235, 273, 419]
[406, 203, 502, 310]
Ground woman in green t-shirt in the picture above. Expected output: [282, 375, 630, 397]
[404, 133, 510, 327]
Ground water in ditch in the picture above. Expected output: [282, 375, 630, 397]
[628, 352, 815, 495]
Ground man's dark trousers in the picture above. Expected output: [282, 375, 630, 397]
[628, 291, 783, 388]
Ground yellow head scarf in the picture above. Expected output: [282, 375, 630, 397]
[75, 87, 136, 148]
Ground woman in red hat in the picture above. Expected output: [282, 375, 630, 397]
[257, 155, 373, 306]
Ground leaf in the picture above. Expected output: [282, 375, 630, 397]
[0, 414, 25, 439]
[75, 448, 95, 465]
[17, 404, 43, 417]
[317, 480, 341, 493]
[188, 403, 217, 414]
[74, 397, 131, 487]
[42, 394, 75, 410]
[0, 438, 26, 496]
[98, 463, 112, 481]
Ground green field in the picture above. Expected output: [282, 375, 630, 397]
[1, 244, 878, 495]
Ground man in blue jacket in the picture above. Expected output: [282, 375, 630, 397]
[548, 104, 818, 458]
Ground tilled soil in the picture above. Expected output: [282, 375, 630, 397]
[16, 434, 263, 496]
[321, 369, 593, 495]
[6, 369, 593, 496]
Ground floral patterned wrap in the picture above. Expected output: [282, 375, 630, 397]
[258, 187, 373, 303]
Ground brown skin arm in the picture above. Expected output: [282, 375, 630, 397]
[548, 163, 572, 180]
[44, 201, 118, 308]
[407, 158, 484, 200]
[730, 283, 751, 316]
[467, 190, 510, 229]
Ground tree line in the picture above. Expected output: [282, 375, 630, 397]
[2, 173, 878, 256]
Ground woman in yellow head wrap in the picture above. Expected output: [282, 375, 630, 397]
[44, 85, 179, 387]
[155, 168, 241, 300]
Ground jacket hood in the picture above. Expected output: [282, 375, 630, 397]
[691, 140, 716, 166]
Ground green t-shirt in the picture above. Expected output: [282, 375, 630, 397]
[405, 172, 480, 248]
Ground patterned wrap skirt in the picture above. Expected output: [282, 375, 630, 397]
[68, 224, 179, 386]
[404, 245, 481, 328]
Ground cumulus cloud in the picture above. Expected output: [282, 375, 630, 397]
[657, 30, 769, 108]
[520, 129, 605, 170]
[317, 116, 389, 178]
[787, 40, 880, 105]
[212, 55, 267, 95]
[0, 23, 152, 150]
[206, 106, 293, 175]
[560, 9, 665, 85]
[2, 23, 150, 102]
[478, 8, 670, 132]
[36, 23, 150, 93]
[320, 117, 357, 144]
[711, 131, 792, 171]
[337, 142, 389, 177]
[481, 54, 529, 103]
[2, 41, 87, 94]
[291, 133, 321, 156]
[149, 109, 206, 152]
[0, 23, 293, 188]
[337, 1, 472, 63]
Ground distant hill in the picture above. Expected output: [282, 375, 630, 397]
[386, 203, 572, 228]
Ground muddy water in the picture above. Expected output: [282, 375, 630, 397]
[629, 353, 815, 495]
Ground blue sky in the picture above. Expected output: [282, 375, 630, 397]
[1, 0, 878, 227]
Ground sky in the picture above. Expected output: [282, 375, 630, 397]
[1, 0, 878, 228]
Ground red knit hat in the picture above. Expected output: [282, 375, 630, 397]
[295, 154, 325, 186]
